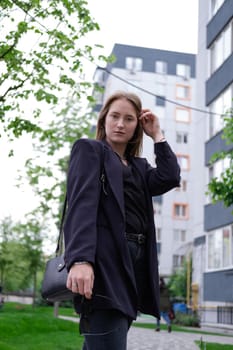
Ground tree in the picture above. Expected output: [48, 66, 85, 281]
[0, 217, 15, 288]
[0, 0, 110, 142]
[14, 216, 46, 305]
[1, 0, 112, 265]
[207, 110, 233, 209]
[167, 259, 191, 301]
[1, 1, 113, 304]
[0, 216, 44, 295]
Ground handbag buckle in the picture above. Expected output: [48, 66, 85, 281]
[57, 261, 66, 272]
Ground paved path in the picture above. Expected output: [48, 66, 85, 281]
[59, 315, 233, 349]
[128, 326, 233, 350]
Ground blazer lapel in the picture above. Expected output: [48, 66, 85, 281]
[103, 145, 125, 220]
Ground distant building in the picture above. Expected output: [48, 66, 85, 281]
[193, 0, 233, 326]
[93, 43, 197, 278]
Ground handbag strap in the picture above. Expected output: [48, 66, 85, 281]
[55, 194, 67, 256]
[55, 141, 106, 256]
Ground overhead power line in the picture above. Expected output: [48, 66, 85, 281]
[101, 67, 222, 116]
[5, 3, 224, 117]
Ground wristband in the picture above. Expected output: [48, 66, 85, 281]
[73, 261, 89, 265]
[156, 137, 166, 143]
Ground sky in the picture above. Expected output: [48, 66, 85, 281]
[86, 0, 199, 55]
[1, 0, 199, 223]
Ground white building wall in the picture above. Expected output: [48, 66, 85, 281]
[191, 0, 209, 307]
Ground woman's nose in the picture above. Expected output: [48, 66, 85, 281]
[116, 118, 124, 128]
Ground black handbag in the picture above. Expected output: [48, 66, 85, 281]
[41, 195, 74, 302]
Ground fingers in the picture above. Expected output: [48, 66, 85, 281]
[140, 110, 158, 123]
[66, 264, 94, 299]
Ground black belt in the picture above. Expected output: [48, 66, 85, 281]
[125, 232, 146, 245]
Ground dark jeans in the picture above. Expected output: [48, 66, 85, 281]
[156, 311, 171, 326]
[81, 309, 129, 350]
[81, 240, 145, 350]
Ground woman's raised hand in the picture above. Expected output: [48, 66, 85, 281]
[139, 109, 164, 142]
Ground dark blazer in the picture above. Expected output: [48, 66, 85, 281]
[64, 138, 180, 320]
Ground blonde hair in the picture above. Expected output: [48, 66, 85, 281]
[96, 91, 143, 156]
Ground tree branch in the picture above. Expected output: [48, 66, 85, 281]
[0, 78, 28, 102]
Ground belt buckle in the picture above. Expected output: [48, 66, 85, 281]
[138, 234, 145, 244]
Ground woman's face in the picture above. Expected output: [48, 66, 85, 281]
[104, 98, 138, 150]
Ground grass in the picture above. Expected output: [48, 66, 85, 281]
[1, 303, 233, 350]
[0, 302, 84, 350]
[195, 340, 233, 349]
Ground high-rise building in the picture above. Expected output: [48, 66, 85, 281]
[93, 44, 197, 278]
[193, 0, 233, 326]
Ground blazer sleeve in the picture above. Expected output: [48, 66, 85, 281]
[63, 139, 103, 270]
[145, 141, 181, 196]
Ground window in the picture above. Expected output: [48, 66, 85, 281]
[155, 60, 167, 74]
[177, 154, 190, 171]
[156, 228, 162, 241]
[210, 20, 233, 74]
[174, 229, 186, 242]
[173, 203, 189, 219]
[94, 69, 105, 85]
[182, 180, 187, 191]
[176, 180, 187, 192]
[176, 131, 188, 144]
[208, 157, 230, 183]
[173, 254, 185, 268]
[211, 157, 230, 180]
[209, 84, 232, 137]
[155, 82, 166, 106]
[211, 0, 224, 17]
[175, 107, 191, 123]
[125, 57, 142, 73]
[153, 201, 162, 215]
[207, 224, 233, 269]
[176, 64, 190, 79]
[93, 90, 104, 105]
[156, 96, 166, 106]
[176, 84, 191, 100]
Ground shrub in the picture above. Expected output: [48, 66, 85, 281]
[172, 311, 200, 327]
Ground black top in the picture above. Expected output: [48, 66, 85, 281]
[122, 161, 148, 235]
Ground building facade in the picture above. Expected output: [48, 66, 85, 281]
[93, 44, 197, 279]
[193, 0, 233, 325]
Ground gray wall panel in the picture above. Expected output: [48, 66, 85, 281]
[204, 202, 233, 231]
[204, 269, 233, 302]
[205, 131, 233, 164]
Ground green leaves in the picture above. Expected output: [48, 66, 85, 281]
[7, 117, 42, 137]
[207, 108, 233, 209]
[0, 1, 111, 297]
[208, 162, 233, 208]
[34, 89, 58, 104]
[0, 0, 105, 141]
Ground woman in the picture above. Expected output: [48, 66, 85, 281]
[155, 277, 172, 332]
[64, 91, 180, 350]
